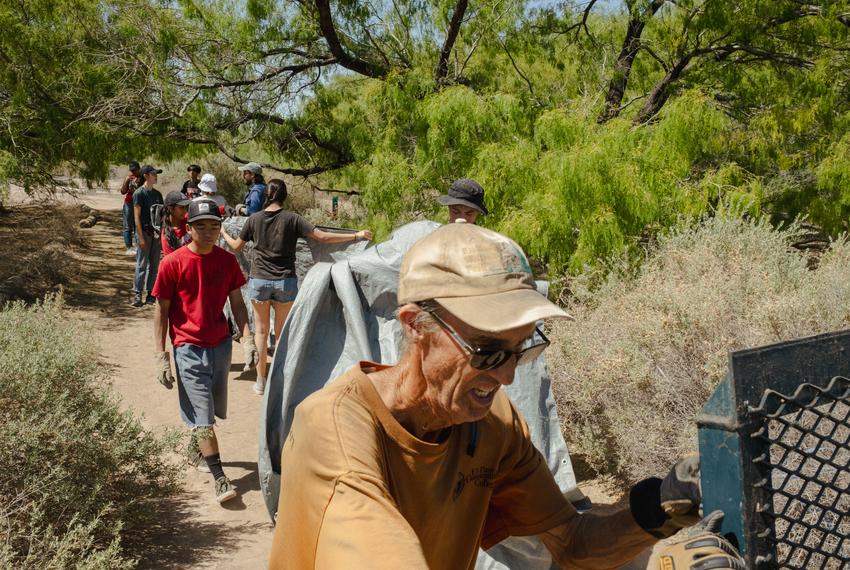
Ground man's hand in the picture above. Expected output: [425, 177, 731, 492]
[656, 511, 745, 570]
[356, 230, 373, 241]
[155, 352, 175, 389]
[138, 235, 148, 251]
[661, 455, 702, 529]
[242, 333, 258, 371]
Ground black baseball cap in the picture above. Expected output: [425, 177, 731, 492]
[128, 161, 140, 171]
[187, 199, 222, 223]
[140, 165, 163, 176]
[187, 164, 201, 173]
[436, 178, 488, 215]
[164, 191, 191, 207]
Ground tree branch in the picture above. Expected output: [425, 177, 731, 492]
[313, 0, 390, 78]
[435, 0, 469, 81]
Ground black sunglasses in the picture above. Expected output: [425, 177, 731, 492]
[417, 302, 550, 370]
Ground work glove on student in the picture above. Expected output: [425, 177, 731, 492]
[242, 333, 258, 371]
[155, 352, 175, 390]
[656, 510, 745, 570]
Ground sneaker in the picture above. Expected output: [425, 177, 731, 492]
[145, 294, 156, 305]
[130, 296, 143, 308]
[253, 376, 266, 395]
[125, 247, 136, 256]
[215, 476, 237, 504]
[186, 434, 211, 473]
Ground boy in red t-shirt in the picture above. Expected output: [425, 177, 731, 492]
[151, 199, 253, 504]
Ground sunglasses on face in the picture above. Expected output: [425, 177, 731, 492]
[417, 303, 550, 370]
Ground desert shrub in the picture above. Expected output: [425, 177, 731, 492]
[0, 295, 179, 569]
[548, 210, 850, 485]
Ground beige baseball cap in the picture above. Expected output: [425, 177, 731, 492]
[398, 222, 572, 331]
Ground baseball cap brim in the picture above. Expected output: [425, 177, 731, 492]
[435, 288, 572, 332]
[188, 214, 221, 223]
[436, 195, 488, 215]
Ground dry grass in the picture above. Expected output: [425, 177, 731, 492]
[548, 211, 850, 484]
[0, 203, 87, 303]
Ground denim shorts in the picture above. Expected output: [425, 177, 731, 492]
[247, 277, 298, 303]
[173, 338, 231, 428]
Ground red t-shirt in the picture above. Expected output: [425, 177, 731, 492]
[152, 245, 247, 347]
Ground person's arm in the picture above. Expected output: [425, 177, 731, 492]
[228, 287, 251, 338]
[154, 297, 170, 352]
[307, 228, 373, 244]
[219, 227, 246, 252]
[133, 201, 146, 249]
[120, 176, 132, 195]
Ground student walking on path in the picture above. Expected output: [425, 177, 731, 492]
[152, 198, 252, 504]
[220, 178, 373, 395]
[132, 165, 165, 307]
[161, 191, 192, 256]
[120, 161, 143, 254]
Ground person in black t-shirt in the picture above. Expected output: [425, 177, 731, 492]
[220, 179, 373, 395]
[181, 164, 202, 198]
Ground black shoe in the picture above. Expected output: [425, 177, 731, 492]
[145, 294, 156, 305]
[131, 296, 143, 308]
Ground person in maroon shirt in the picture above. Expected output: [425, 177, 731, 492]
[152, 199, 252, 504]
[119, 161, 142, 254]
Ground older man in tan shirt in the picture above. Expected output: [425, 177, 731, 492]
[269, 223, 701, 569]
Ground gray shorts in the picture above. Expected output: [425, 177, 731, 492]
[173, 338, 232, 428]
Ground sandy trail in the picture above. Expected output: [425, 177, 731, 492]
[67, 191, 272, 569]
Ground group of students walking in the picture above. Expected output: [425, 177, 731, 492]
[120, 159, 372, 502]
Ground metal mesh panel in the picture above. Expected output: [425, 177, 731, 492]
[748, 376, 850, 569]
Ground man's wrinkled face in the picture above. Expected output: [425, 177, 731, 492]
[416, 308, 535, 426]
[241, 170, 255, 184]
[448, 205, 479, 224]
[188, 219, 221, 248]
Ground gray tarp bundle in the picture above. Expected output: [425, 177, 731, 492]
[254, 220, 580, 570]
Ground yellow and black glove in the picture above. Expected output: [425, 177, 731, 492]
[657, 511, 745, 570]
[660, 454, 702, 529]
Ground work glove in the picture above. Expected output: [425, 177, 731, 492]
[661, 455, 702, 529]
[656, 511, 745, 570]
[155, 352, 175, 390]
[242, 333, 258, 371]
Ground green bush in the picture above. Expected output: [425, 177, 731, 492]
[0, 295, 179, 569]
[548, 210, 850, 485]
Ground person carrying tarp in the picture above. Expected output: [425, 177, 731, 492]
[151, 199, 253, 504]
[220, 178, 373, 395]
[268, 223, 703, 569]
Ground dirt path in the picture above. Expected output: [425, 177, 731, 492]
[66, 191, 272, 569]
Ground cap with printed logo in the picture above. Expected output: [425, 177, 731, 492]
[187, 199, 222, 223]
[398, 223, 571, 331]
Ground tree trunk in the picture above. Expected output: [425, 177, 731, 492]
[435, 0, 469, 82]
[633, 53, 693, 124]
[597, 0, 665, 124]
